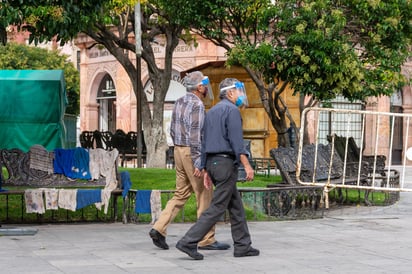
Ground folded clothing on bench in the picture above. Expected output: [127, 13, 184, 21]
[29, 145, 54, 174]
[54, 148, 91, 180]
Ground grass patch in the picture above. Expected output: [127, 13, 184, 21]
[118, 167, 281, 189]
[119, 167, 282, 223]
[1, 167, 396, 224]
[327, 188, 394, 206]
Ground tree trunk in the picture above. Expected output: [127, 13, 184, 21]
[245, 67, 295, 148]
[138, 67, 172, 168]
[144, 125, 169, 168]
[86, 16, 181, 168]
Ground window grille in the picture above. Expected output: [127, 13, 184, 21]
[318, 96, 364, 145]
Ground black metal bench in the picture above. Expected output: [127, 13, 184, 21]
[270, 143, 373, 205]
[253, 157, 277, 177]
[271, 144, 369, 184]
[327, 134, 387, 175]
[0, 147, 124, 224]
[80, 129, 149, 167]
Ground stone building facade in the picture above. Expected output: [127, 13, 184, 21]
[72, 36, 411, 163]
[6, 27, 412, 163]
[67, 33, 412, 162]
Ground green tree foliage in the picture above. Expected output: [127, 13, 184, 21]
[0, 0, 106, 45]
[166, 0, 411, 146]
[230, 0, 411, 101]
[2, 0, 410, 150]
[0, 0, 190, 167]
[0, 43, 79, 115]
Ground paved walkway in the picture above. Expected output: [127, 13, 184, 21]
[2, 168, 412, 273]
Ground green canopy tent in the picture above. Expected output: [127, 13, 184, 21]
[0, 70, 68, 151]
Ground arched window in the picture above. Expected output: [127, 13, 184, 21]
[97, 74, 116, 132]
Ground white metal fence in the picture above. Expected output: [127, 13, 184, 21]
[297, 107, 412, 193]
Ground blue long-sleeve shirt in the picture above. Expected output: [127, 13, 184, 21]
[200, 98, 247, 169]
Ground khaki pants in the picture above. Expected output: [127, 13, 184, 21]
[152, 146, 215, 246]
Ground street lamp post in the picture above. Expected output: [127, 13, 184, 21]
[135, 1, 143, 168]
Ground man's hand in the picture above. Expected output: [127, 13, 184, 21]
[240, 154, 254, 181]
[244, 165, 254, 181]
[203, 172, 213, 190]
[193, 168, 202, 177]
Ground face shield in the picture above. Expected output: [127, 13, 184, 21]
[220, 81, 248, 107]
[198, 76, 214, 100]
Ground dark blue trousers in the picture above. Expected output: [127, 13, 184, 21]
[178, 155, 252, 253]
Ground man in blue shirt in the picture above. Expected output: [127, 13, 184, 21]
[149, 71, 229, 251]
[176, 78, 259, 260]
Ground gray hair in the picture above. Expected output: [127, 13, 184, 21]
[219, 78, 239, 99]
[182, 71, 205, 92]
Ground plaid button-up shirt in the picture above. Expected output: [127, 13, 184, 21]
[170, 92, 205, 169]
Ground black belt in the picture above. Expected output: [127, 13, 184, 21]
[209, 153, 235, 160]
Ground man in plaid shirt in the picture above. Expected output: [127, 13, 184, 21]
[149, 71, 230, 251]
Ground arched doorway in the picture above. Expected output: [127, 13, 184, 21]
[97, 74, 116, 132]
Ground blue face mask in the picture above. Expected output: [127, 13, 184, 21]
[235, 95, 247, 107]
[220, 81, 248, 107]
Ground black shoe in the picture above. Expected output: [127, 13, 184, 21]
[234, 247, 260, 257]
[198, 241, 230, 250]
[149, 229, 169, 250]
[176, 241, 204, 260]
